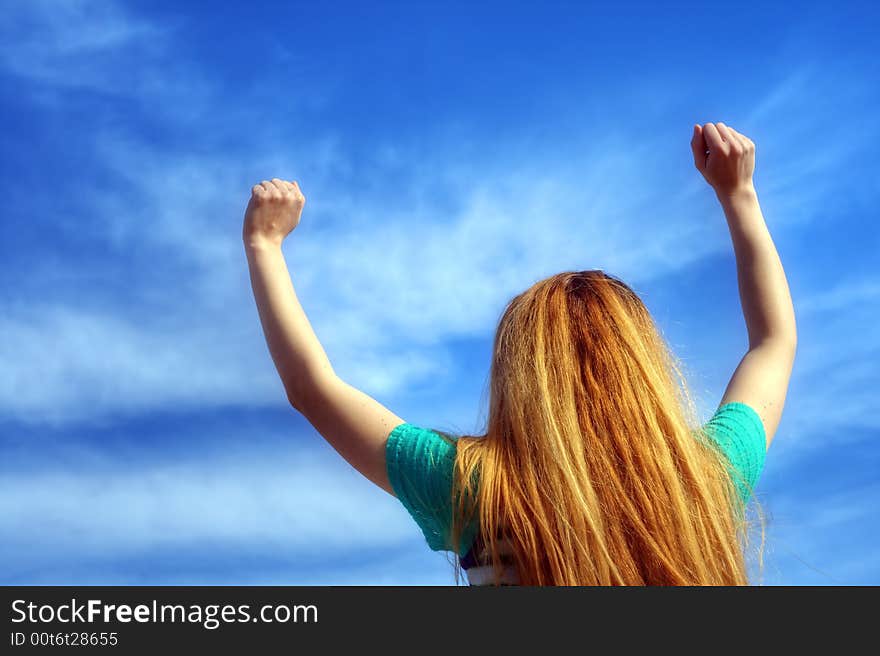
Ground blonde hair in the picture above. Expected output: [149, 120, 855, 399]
[446, 270, 765, 585]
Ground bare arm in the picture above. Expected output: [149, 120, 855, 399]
[244, 233, 336, 403]
[243, 179, 404, 495]
[719, 187, 797, 350]
[692, 123, 797, 447]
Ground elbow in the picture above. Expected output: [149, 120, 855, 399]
[285, 373, 332, 415]
[285, 383, 308, 414]
[283, 361, 339, 415]
[287, 392, 304, 414]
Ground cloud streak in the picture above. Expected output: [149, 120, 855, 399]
[0, 436, 430, 583]
[4, 70, 870, 426]
[0, 0, 202, 106]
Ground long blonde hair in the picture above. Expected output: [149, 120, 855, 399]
[446, 270, 764, 585]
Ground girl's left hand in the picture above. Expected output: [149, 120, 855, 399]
[242, 178, 305, 248]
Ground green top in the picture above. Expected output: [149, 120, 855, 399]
[385, 401, 767, 557]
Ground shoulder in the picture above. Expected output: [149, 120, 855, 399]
[384, 423, 461, 551]
[386, 422, 457, 457]
[702, 401, 768, 502]
[385, 423, 458, 485]
[384, 423, 480, 554]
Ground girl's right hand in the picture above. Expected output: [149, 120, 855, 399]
[690, 122, 756, 197]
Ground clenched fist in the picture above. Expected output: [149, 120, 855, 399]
[691, 122, 756, 197]
[242, 178, 306, 247]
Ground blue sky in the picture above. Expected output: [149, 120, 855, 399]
[1, 0, 877, 585]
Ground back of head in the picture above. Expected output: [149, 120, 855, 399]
[450, 270, 759, 585]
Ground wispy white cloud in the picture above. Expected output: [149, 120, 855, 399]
[0, 130, 724, 424]
[0, 296, 447, 426]
[798, 278, 880, 315]
[745, 64, 816, 126]
[1, 4, 875, 432]
[756, 482, 880, 585]
[2, 90, 870, 426]
[0, 301, 279, 426]
[0, 439, 426, 579]
[0, 1, 176, 91]
[0, 0, 223, 126]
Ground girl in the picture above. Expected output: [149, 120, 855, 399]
[242, 121, 796, 585]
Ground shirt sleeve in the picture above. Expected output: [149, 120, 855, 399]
[702, 401, 768, 505]
[385, 423, 458, 552]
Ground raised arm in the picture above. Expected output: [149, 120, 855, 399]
[691, 123, 797, 448]
[242, 179, 404, 494]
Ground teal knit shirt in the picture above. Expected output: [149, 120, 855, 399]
[385, 401, 767, 557]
